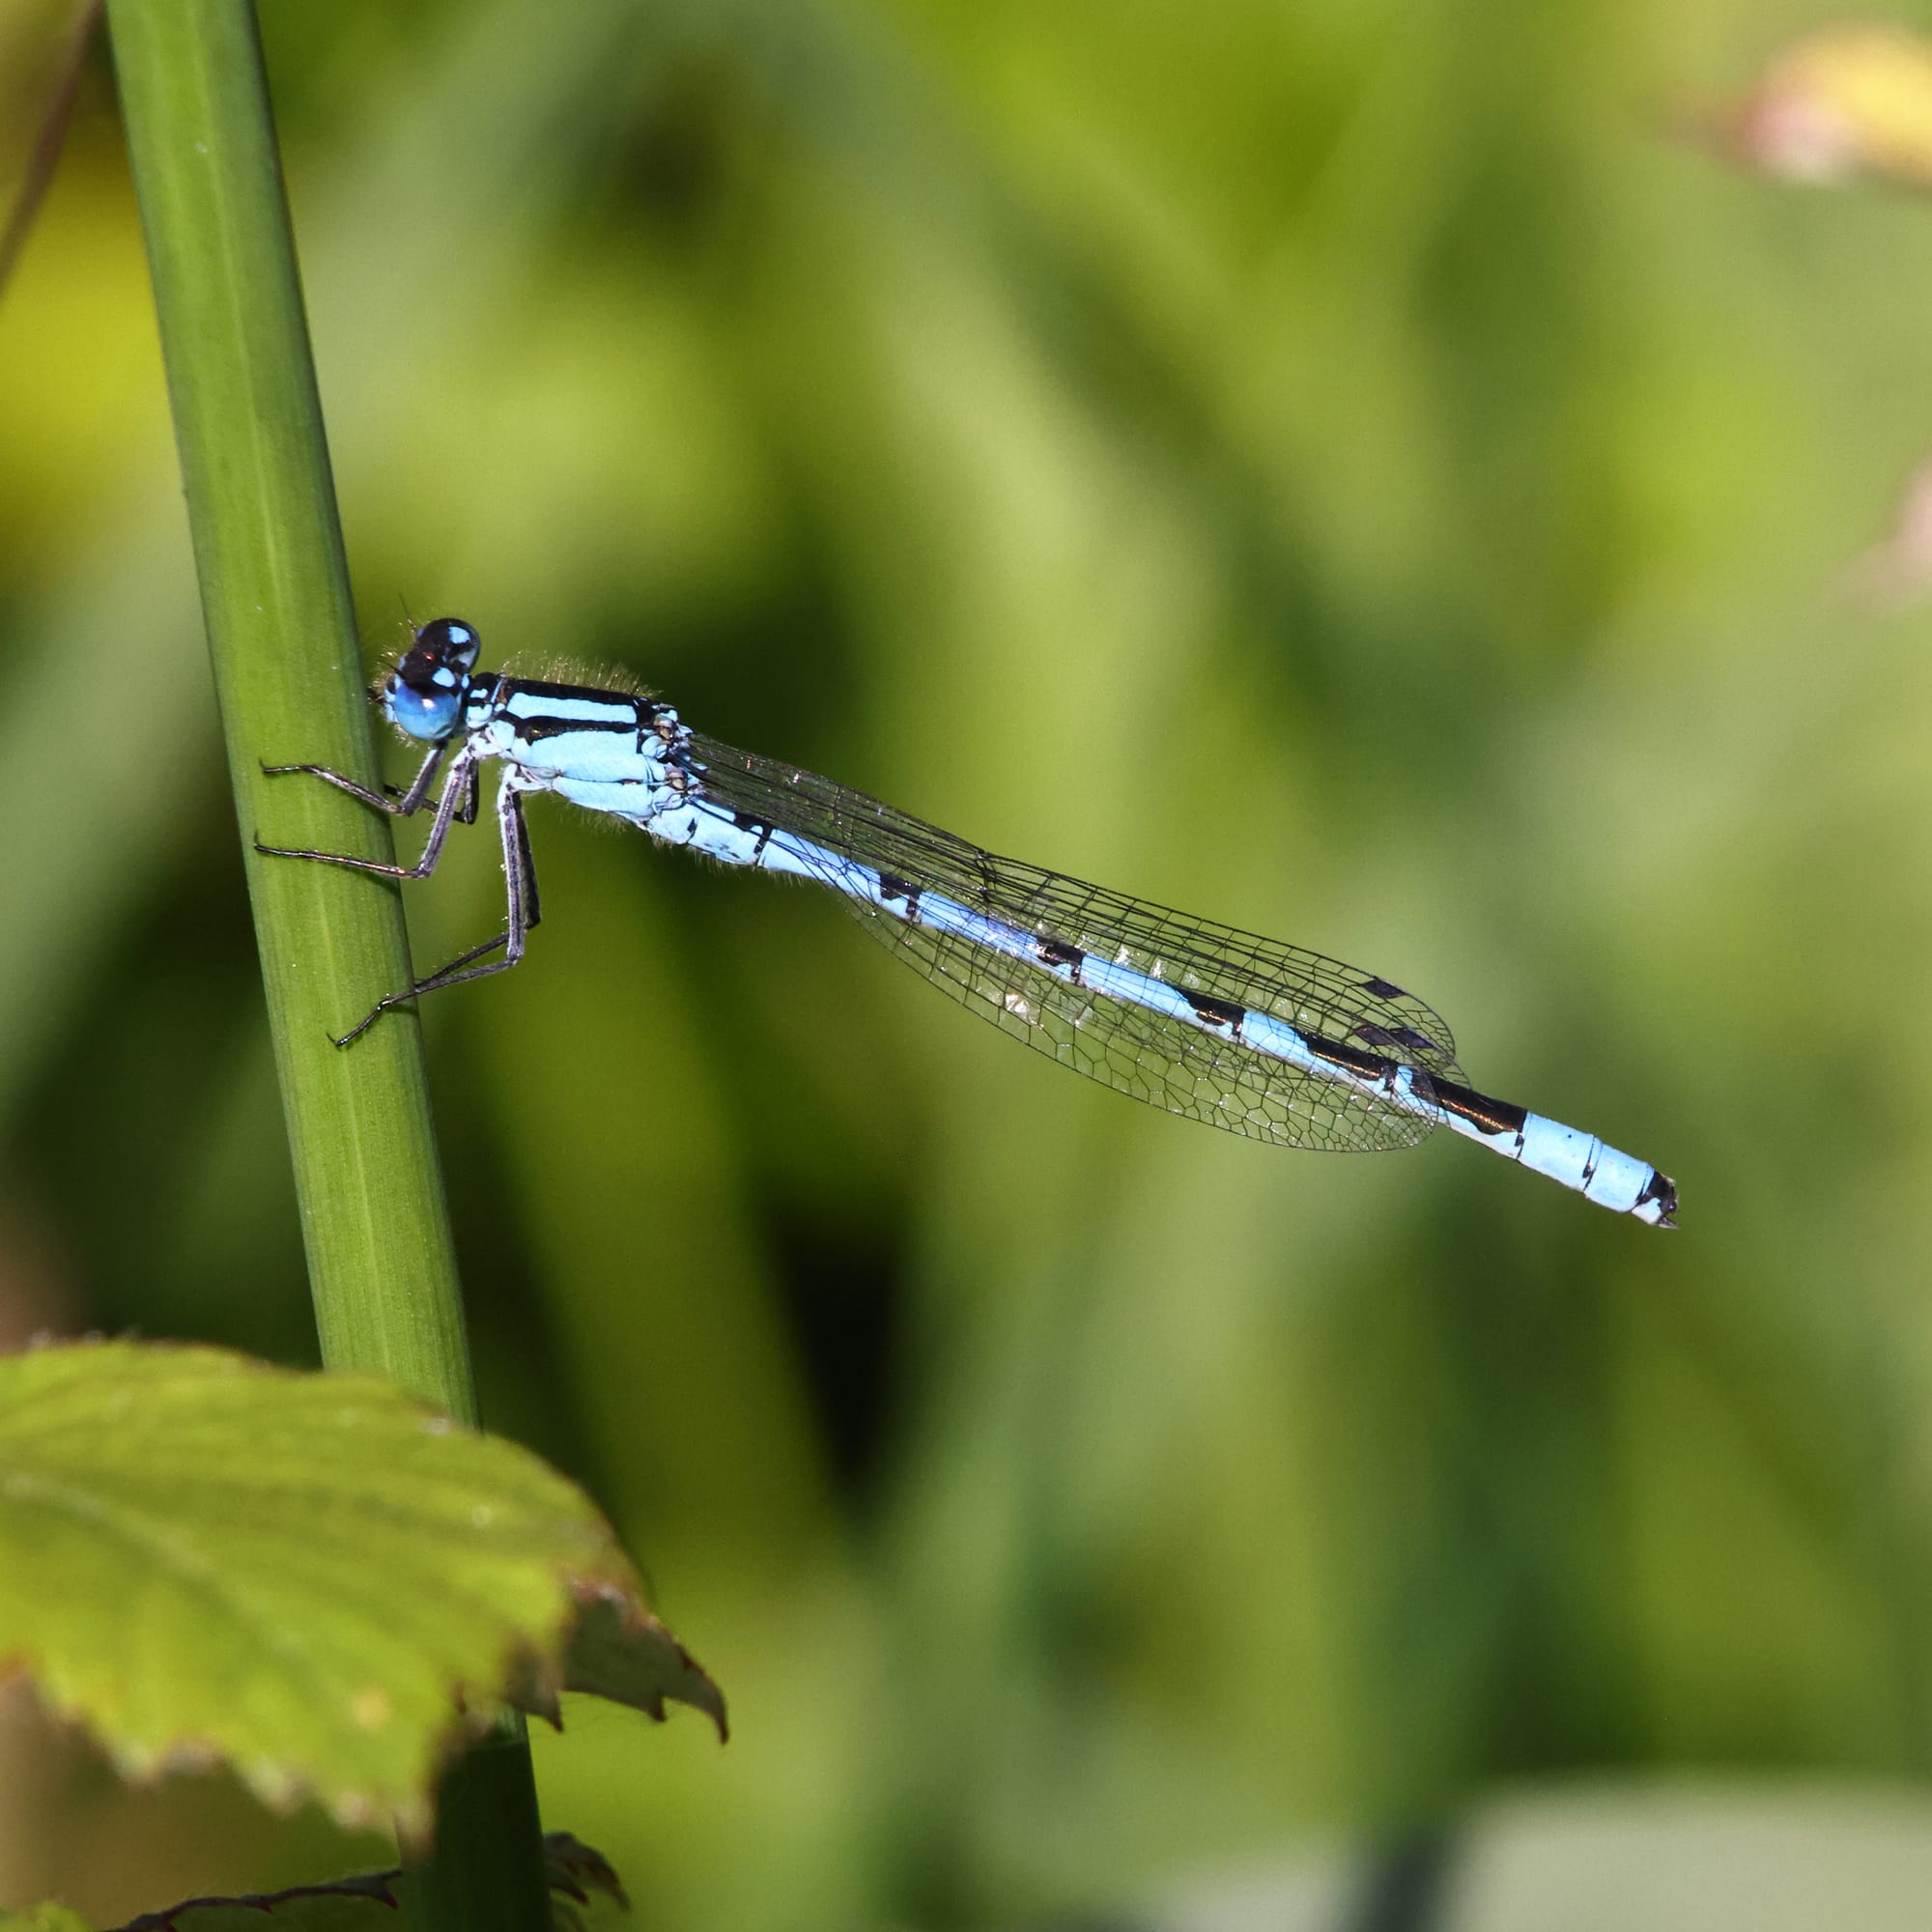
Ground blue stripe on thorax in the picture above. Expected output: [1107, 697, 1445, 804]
[501, 687, 640, 729]
[469, 680, 670, 789]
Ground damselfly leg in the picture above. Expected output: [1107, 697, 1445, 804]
[256, 756, 539, 1045]
[259, 739, 453, 818]
[255, 749, 478, 882]
[330, 783, 542, 1046]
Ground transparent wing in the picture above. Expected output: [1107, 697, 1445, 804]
[685, 733, 1465, 1153]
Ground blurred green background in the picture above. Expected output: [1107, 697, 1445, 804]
[7, 0, 1932, 1923]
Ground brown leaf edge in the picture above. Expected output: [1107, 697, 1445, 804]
[0, 1644, 507, 1850]
[512, 1581, 729, 1744]
[80, 1831, 626, 1931]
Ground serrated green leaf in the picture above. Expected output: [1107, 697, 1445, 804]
[0, 1343, 722, 1838]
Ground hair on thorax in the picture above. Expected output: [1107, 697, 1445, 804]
[499, 651, 657, 700]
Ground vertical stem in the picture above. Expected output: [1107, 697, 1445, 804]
[104, 3, 547, 1924]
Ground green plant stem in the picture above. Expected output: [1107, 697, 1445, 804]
[103, 0, 462, 1398]
[104, 3, 547, 1924]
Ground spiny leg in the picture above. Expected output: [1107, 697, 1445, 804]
[255, 751, 479, 882]
[332, 781, 542, 1047]
[260, 739, 454, 817]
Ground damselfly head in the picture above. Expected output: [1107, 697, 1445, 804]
[377, 617, 482, 741]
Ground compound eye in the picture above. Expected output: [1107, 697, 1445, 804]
[397, 616, 482, 695]
[417, 616, 469, 648]
[416, 617, 480, 668]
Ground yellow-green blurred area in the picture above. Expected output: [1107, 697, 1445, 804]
[6, 0, 1932, 1923]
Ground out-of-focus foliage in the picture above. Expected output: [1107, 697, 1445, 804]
[1711, 21, 1932, 186]
[0, 1908, 89, 1932]
[4, 0, 1932, 1923]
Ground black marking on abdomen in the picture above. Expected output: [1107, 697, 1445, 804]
[1184, 989, 1247, 1032]
[1037, 936, 1085, 978]
[1424, 1076, 1528, 1138]
[1306, 1033, 1394, 1081]
[876, 871, 923, 922]
[1636, 1170, 1679, 1223]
